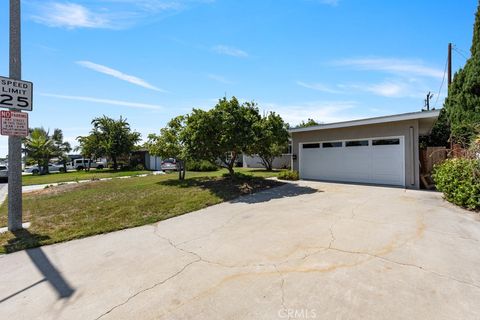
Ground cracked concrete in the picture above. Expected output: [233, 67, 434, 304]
[1, 180, 480, 319]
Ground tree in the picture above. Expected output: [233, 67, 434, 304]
[421, 108, 451, 148]
[248, 112, 289, 171]
[443, 2, 480, 145]
[76, 134, 102, 171]
[183, 97, 261, 177]
[81, 116, 141, 171]
[52, 129, 72, 172]
[23, 128, 69, 174]
[297, 118, 319, 128]
[146, 116, 187, 180]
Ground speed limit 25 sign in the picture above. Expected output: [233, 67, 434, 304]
[0, 76, 33, 111]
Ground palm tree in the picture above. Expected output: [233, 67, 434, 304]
[23, 128, 54, 174]
[52, 129, 72, 172]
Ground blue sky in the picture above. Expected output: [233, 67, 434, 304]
[0, 0, 476, 157]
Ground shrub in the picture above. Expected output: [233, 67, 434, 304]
[222, 172, 252, 180]
[278, 170, 299, 181]
[433, 158, 480, 210]
[134, 163, 145, 171]
[186, 160, 218, 172]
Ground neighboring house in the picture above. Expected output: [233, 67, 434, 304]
[289, 110, 440, 189]
[242, 154, 291, 169]
[131, 150, 162, 171]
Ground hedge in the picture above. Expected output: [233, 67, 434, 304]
[433, 158, 480, 210]
[278, 170, 299, 181]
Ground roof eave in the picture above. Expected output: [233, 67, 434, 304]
[288, 110, 440, 134]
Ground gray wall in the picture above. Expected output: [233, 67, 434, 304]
[291, 119, 420, 189]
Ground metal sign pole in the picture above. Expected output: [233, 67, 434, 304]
[8, 0, 22, 231]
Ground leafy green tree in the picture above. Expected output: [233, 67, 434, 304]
[183, 97, 261, 177]
[248, 112, 289, 171]
[76, 134, 103, 171]
[146, 116, 187, 180]
[81, 116, 141, 171]
[24, 128, 69, 174]
[443, 2, 480, 145]
[421, 108, 451, 148]
[297, 118, 319, 128]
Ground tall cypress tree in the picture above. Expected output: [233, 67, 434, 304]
[443, 1, 480, 145]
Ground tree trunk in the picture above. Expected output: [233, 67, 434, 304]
[112, 156, 118, 171]
[259, 156, 273, 171]
[177, 159, 186, 180]
[37, 159, 42, 175]
[228, 151, 237, 178]
[44, 158, 49, 174]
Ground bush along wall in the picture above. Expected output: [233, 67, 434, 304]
[433, 158, 480, 210]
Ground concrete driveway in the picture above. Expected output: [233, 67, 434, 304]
[1, 181, 480, 320]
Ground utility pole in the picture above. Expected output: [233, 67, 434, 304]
[423, 92, 433, 111]
[448, 43, 452, 87]
[8, 0, 23, 231]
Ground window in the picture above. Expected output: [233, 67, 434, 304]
[372, 138, 400, 146]
[303, 143, 320, 149]
[345, 140, 369, 147]
[322, 142, 342, 148]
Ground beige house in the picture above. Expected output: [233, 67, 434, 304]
[289, 110, 440, 189]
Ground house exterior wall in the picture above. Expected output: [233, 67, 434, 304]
[145, 153, 162, 171]
[242, 154, 291, 169]
[291, 119, 420, 189]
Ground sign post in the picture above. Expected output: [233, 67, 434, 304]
[7, 0, 23, 231]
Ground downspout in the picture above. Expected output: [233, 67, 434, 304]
[410, 126, 415, 186]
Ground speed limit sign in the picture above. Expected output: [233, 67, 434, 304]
[0, 76, 33, 111]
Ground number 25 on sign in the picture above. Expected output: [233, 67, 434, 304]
[0, 76, 33, 111]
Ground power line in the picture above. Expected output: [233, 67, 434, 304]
[453, 45, 469, 60]
[433, 53, 448, 109]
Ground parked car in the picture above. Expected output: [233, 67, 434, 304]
[0, 165, 8, 182]
[161, 158, 177, 171]
[71, 158, 106, 170]
[25, 164, 64, 174]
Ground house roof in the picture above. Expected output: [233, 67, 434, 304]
[288, 110, 440, 133]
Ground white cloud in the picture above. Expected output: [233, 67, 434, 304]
[318, 0, 340, 6]
[334, 58, 444, 79]
[41, 93, 164, 110]
[299, 77, 441, 99]
[27, 0, 214, 29]
[296, 81, 343, 94]
[363, 82, 407, 97]
[261, 100, 359, 126]
[212, 45, 249, 58]
[76, 61, 166, 92]
[30, 2, 111, 29]
[207, 74, 233, 84]
[345, 78, 437, 98]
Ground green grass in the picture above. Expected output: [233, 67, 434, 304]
[1, 168, 285, 253]
[22, 169, 151, 186]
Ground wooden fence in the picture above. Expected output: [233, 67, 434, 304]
[420, 147, 447, 174]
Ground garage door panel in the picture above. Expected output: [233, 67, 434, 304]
[300, 137, 404, 187]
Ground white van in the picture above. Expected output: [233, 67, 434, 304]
[72, 158, 106, 170]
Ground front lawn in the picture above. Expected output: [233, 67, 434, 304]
[1, 168, 285, 253]
[22, 169, 151, 186]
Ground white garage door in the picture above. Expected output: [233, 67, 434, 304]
[300, 137, 405, 186]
